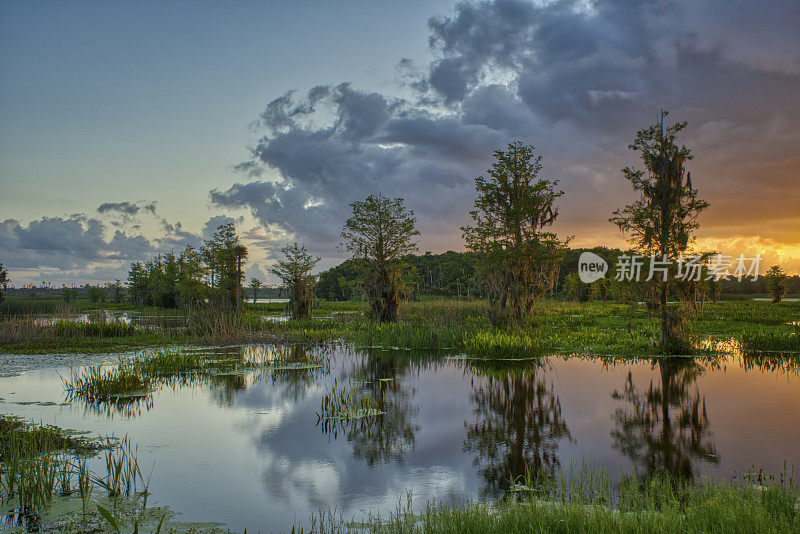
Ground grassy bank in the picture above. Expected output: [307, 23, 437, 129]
[0, 317, 179, 354]
[326, 299, 798, 357]
[2, 299, 798, 357]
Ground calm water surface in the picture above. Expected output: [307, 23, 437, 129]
[1, 346, 798, 532]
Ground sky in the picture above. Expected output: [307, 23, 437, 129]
[1, 0, 799, 286]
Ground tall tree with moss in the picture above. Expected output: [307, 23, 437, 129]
[341, 194, 419, 323]
[176, 246, 206, 307]
[462, 142, 569, 327]
[0, 264, 8, 305]
[610, 111, 709, 352]
[270, 243, 320, 318]
[202, 222, 247, 310]
[249, 278, 262, 304]
[87, 286, 106, 303]
[109, 280, 125, 304]
[764, 265, 788, 303]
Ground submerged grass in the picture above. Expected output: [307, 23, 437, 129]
[317, 378, 385, 421]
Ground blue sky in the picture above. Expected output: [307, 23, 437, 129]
[1, 1, 440, 227]
[2, 0, 799, 285]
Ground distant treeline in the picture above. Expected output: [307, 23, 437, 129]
[315, 247, 800, 301]
[4, 247, 797, 308]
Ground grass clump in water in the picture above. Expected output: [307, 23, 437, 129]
[317, 378, 385, 421]
[62, 346, 329, 415]
[462, 330, 543, 359]
[0, 416, 98, 460]
[130, 347, 207, 377]
[64, 362, 151, 402]
[350, 322, 466, 351]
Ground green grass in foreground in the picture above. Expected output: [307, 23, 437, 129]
[301, 465, 800, 534]
[0, 415, 229, 533]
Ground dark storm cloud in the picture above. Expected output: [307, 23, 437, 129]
[212, 83, 504, 254]
[212, 0, 800, 261]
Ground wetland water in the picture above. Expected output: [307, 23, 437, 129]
[1, 345, 799, 532]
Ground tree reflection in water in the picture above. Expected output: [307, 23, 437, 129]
[266, 345, 331, 402]
[210, 345, 331, 407]
[318, 351, 421, 466]
[464, 360, 570, 497]
[611, 358, 718, 480]
[740, 351, 800, 376]
[209, 373, 247, 407]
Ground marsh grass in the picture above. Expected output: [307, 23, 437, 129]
[0, 298, 74, 316]
[740, 326, 800, 353]
[0, 318, 136, 346]
[4, 299, 800, 359]
[187, 307, 244, 339]
[298, 464, 800, 534]
[93, 436, 148, 499]
[463, 330, 543, 358]
[350, 322, 466, 351]
[0, 415, 149, 525]
[64, 363, 151, 403]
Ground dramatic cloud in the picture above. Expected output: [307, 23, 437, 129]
[211, 0, 800, 269]
[0, 212, 245, 284]
[211, 83, 504, 255]
[6, 0, 798, 284]
[0, 215, 152, 271]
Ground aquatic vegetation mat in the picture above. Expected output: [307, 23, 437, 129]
[61, 346, 332, 415]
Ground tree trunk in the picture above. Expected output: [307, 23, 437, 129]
[369, 266, 399, 323]
[658, 282, 668, 349]
[235, 255, 242, 312]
